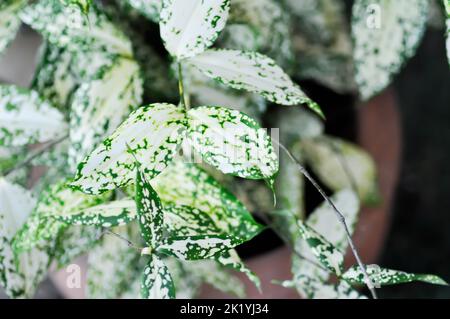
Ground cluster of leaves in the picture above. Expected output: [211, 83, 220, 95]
[0, 0, 448, 299]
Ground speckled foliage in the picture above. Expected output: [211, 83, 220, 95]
[0, 0, 447, 299]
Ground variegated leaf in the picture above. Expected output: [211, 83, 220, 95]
[352, 0, 429, 99]
[0, 0, 25, 56]
[302, 136, 379, 205]
[141, 254, 175, 299]
[69, 57, 143, 169]
[20, 0, 132, 56]
[0, 85, 68, 147]
[445, 0, 450, 65]
[71, 103, 186, 194]
[136, 169, 164, 247]
[297, 220, 345, 276]
[157, 234, 242, 260]
[187, 49, 323, 116]
[217, 249, 261, 290]
[124, 0, 162, 22]
[159, 0, 230, 60]
[0, 178, 50, 298]
[343, 265, 447, 287]
[153, 160, 263, 240]
[59, 0, 92, 13]
[87, 225, 141, 298]
[161, 258, 202, 299]
[164, 204, 221, 236]
[187, 106, 279, 181]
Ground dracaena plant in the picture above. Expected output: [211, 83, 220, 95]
[0, 0, 448, 299]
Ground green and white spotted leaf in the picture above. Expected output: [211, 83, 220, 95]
[69, 57, 143, 169]
[297, 220, 345, 276]
[157, 234, 243, 261]
[141, 254, 175, 299]
[187, 49, 322, 116]
[302, 136, 379, 205]
[159, 0, 230, 60]
[20, 0, 132, 56]
[71, 103, 186, 194]
[445, 0, 450, 66]
[54, 199, 135, 228]
[136, 169, 164, 247]
[0, 85, 68, 147]
[0, 0, 26, 56]
[59, 0, 92, 13]
[343, 265, 448, 287]
[87, 225, 141, 298]
[187, 106, 278, 181]
[124, 0, 162, 22]
[0, 178, 50, 298]
[163, 258, 202, 299]
[217, 249, 261, 290]
[164, 204, 222, 236]
[152, 160, 263, 240]
[352, 0, 429, 99]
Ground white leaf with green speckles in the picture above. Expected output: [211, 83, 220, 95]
[187, 49, 322, 116]
[59, 0, 92, 13]
[0, 178, 50, 298]
[153, 161, 263, 240]
[164, 204, 221, 236]
[0, 0, 25, 56]
[136, 169, 164, 247]
[217, 249, 261, 290]
[0, 85, 68, 147]
[87, 225, 140, 299]
[157, 234, 243, 261]
[352, 0, 429, 100]
[141, 254, 175, 299]
[445, 0, 450, 65]
[343, 265, 448, 287]
[302, 136, 379, 205]
[20, 0, 132, 55]
[159, 0, 230, 60]
[69, 57, 143, 169]
[296, 220, 344, 276]
[187, 106, 278, 181]
[125, 0, 162, 22]
[71, 103, 187, 195]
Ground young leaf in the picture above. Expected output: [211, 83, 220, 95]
[342, 265, 448, 287]
[297, 220, 345, 276]
[0, 85, 68, 147]
[187, 49, 322, 116]
[153, 160, 263, 240]
[159, 0, 231, 60]
[20, 0, 132, 56]
[0, 178, 50, 298]
[302, 136, 379, 205]
[69, 57, 143, 169]
[352, 0, 429, 99]
[187, 106, 279, 181]
[0, 0, 26, 56]
[136, 169, 164, 247]
[157, 234, 242, 260]
[141, 254, 175, 299]
[124, 0, 162, 22]
[71, 103, 187, 194]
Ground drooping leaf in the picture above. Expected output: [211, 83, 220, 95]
[187, 106, 279, 181]
[159, 0, 230, 60]
[0, 85, 68, 147]
[123, 0, 162, 22]
[302, 136, 379, 205]
[20, 0, 132, 56]
[0, 0, 26, 56]
[136, 169, 164, 247]
[141, 254, 175, 299]
[342, 265, 448, 287]
[71, 103, 186, 195]
[87, 224, 141, 298]
[187, 49, 322, 116]
[352, 0, 429, 99]
[157, 234, 243, 261]
[69, 56, 143, 169]
[0, 178, 50, 298]
[296, 220, 345, 276]
[217, 249, 261, 290]
[152, 160, 263, 240]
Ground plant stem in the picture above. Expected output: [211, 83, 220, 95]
[3, 134, 69, 177]
[274, 139, 378, 299]
[177, 63, 190, 110]
[100, 228, 143, 252]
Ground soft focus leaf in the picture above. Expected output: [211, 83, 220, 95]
[141, 254, 175, 299]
